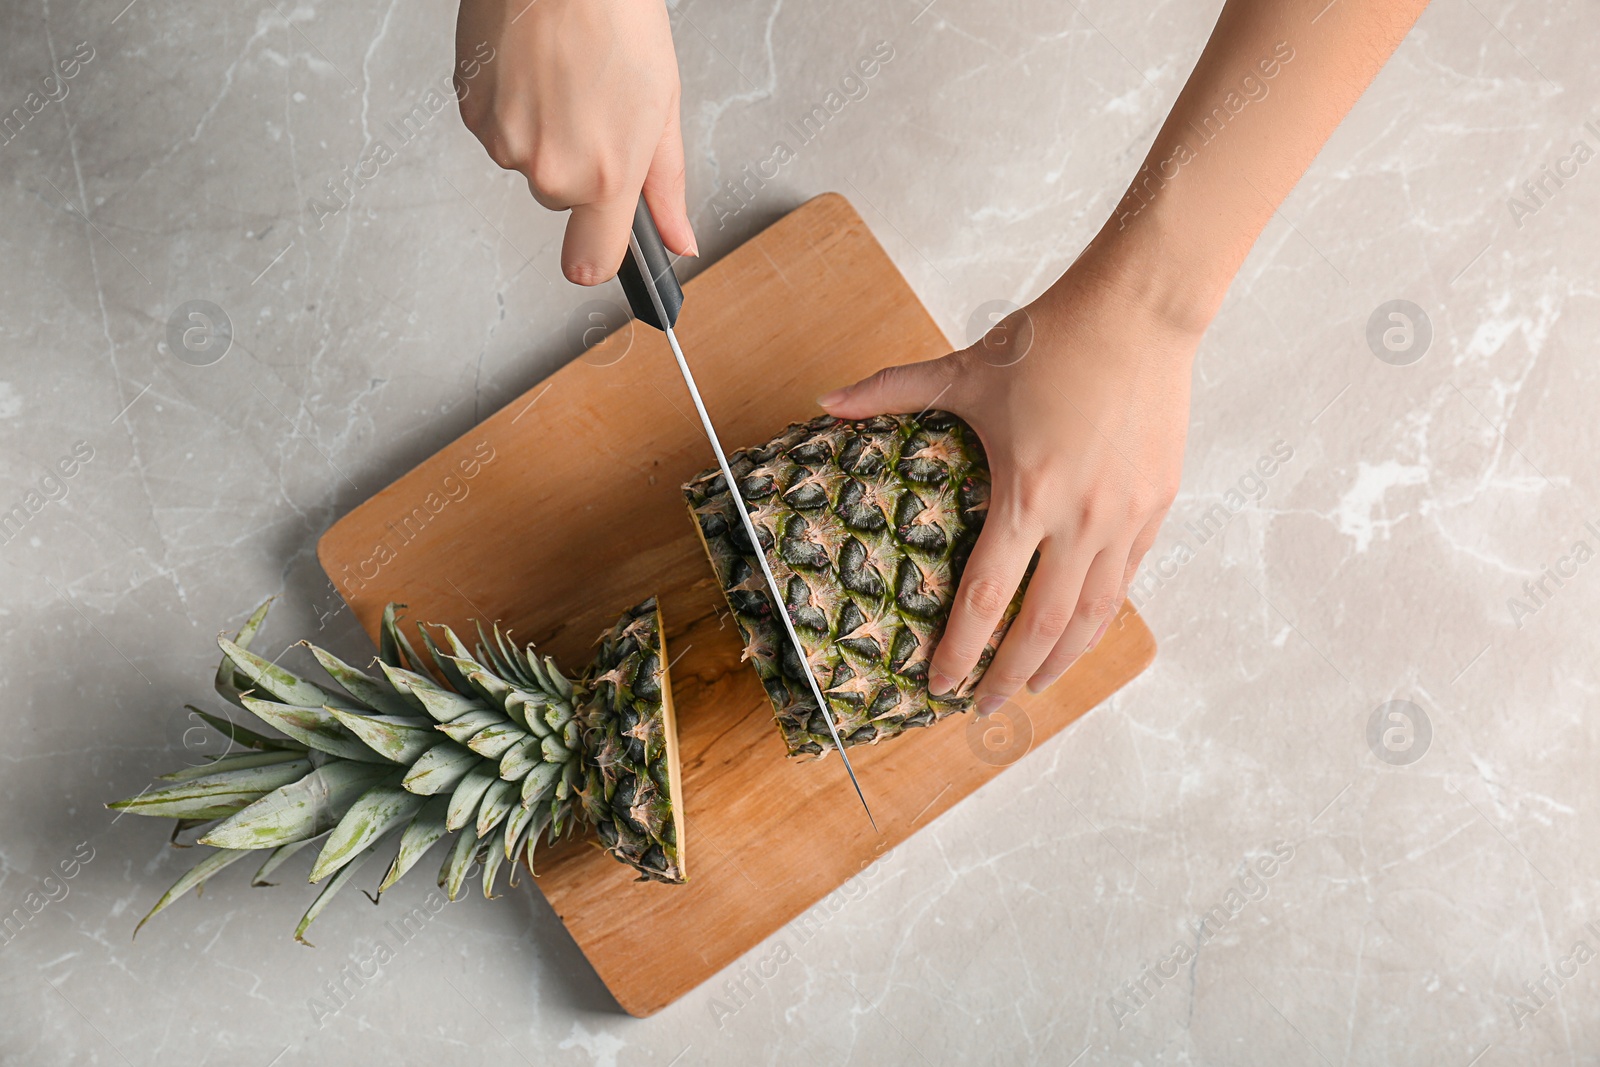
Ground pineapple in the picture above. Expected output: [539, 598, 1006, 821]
[110, 595, 684, 943]
[683, 411, 1028, 758]
[579, 599, 686, 883]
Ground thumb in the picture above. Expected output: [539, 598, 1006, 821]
[817, 356, 953, 420]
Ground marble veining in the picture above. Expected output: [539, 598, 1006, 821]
[2, 0, 1597, 1063]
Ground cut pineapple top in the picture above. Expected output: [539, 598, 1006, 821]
[580, 597, 685, 884]
[109, 595, 684, 944]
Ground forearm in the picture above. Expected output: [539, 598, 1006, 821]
[823, 2, 1434, 701]
[1067, 0, 1431, 334]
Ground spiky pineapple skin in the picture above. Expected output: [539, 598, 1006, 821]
[580, 598, 684, 884]
[683, 411, 1028, 758]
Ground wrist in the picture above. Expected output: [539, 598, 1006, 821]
[1068, 210, 1234, 341]
[1054, 145, 1284, 342]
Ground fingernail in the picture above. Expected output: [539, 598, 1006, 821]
[687, 238, 700, 257]
[1088, 619, 1110, 652]
[976, 694, 1006, 717]
[1026, 672, 1060, 695]
[816, 388, 847, 409]
[928, 670, 954, 696]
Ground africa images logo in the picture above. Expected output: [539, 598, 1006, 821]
[708, 41, 896, 228]
[1106, 841, 1296, 1029]
[1115, 41, 1295, 229]
[331, 440, 497, 595]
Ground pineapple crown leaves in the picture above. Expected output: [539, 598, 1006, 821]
[108, 597, 660, 943]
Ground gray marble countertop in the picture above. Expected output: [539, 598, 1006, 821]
[3, 0, 1596, 1063]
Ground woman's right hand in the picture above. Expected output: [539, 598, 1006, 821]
[455, 0, 697, 284]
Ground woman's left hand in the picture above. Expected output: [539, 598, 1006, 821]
[817, 253, 1201, 710]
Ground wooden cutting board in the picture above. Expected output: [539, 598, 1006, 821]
[317, 192, 1156, 1017]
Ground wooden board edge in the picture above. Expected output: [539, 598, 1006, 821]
[614, 603, 1158, 1017]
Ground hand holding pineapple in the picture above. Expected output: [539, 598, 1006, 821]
[817, 258, 1198, 711]
[817, 0, 1434, 710]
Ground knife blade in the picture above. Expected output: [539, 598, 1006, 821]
[615, 196, 877, 831]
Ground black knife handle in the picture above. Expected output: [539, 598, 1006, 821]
[616, 196, 683, 331]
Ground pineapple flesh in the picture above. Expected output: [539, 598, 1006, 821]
[683, 411, 1028, 758]
[109, 596, 684, 943]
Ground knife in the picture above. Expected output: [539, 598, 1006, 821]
[615, 196, 877, 831]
